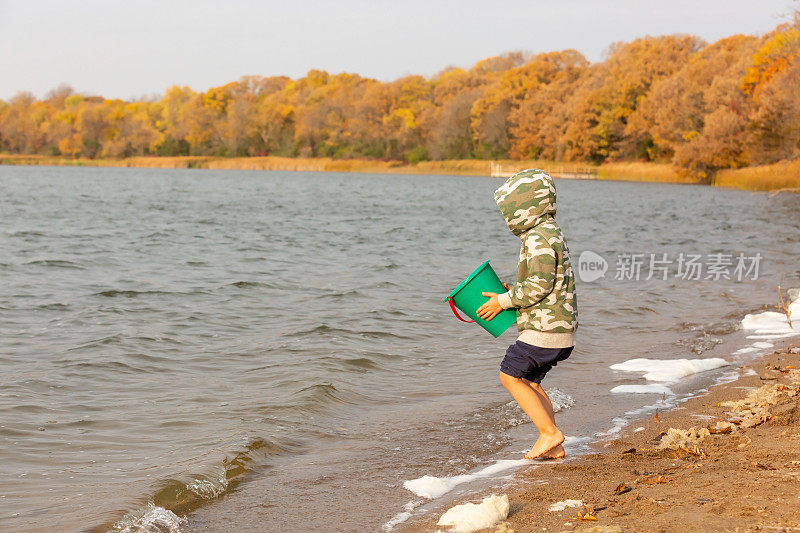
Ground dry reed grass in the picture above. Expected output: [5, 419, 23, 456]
[714, 160, 800, 192]
[2, 154, 798, 192]
[596, 162, 698, 183]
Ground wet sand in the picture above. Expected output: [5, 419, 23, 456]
[401, 344, 800, 532]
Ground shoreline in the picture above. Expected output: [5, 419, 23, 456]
[399, 343, 800, 532]
[2, 155, 798, 193]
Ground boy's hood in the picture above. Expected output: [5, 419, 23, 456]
[493, 169, 557, 237]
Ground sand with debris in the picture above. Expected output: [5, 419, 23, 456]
[400, 345, 800, 532]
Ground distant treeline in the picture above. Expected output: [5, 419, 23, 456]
[1, 20, 798, 180]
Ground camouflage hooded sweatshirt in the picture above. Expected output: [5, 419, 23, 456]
[494, 169, 577, 348]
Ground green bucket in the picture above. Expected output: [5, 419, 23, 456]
[446, 260, 517, 338]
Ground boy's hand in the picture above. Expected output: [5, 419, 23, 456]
[477, 292, 503, 321]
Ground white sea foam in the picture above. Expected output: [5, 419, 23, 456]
[512, 435, 590, 456]
[382, 500, 421, 531]
[403, 459, 530, 499]
[546, 387, 575, 412]
[740, 296, 799, 335]
[383, 511, 412, 531]
[187, 470, 228, 499]
[113, 502, 185, 533]
[596, 416, 628, 438]
[437, 494, 509, 533]
[634, 427, 645, 432]
[596, 394, 680, 439]
[562, 435, 591, 450]
[500, 388, 574, 428]
[752, 341, 775, 349]
[747, 333, 796, 340]
[610, 384, 674, 395]
[736, 297, 798, 357]
[735, 341, 773, 355]
[609, 358, 729, 383]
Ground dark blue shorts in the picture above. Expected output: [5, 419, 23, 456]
[500, 341, 573, 384]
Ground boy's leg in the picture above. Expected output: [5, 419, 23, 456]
[522, 379, 565, 459]
[499, 372, 564, 458]
[522, 378, 553, 416]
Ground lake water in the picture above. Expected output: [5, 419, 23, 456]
[1, 166, 798, 532]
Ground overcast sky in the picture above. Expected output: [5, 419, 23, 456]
[0, 0, 794, 100]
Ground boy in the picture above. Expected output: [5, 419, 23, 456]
[476, 169, 577, 460]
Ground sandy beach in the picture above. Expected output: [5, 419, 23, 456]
[400, 343, 800, 532]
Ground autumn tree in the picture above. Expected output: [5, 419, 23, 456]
[427, 88, 483, 159]
[423, 65, 493, 160]
[470, 51, 584, 158]
[0, 92, 46, 153]
[625, 34, 758, 162]
[743, 22, 800, 163]
[2, 20, 800, 179]
[508, 50, 588, 159]
[561, 35, 703, 162]
[157, 85, 196, 155]
[101, 100, 160, 157]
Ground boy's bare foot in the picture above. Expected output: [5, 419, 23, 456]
[524, 429, 565, 459]
[534, 444, 565, 461]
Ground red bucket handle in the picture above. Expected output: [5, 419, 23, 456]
[445, 296, 475, 323]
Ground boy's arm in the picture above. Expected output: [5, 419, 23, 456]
[497, 232, 556, 309]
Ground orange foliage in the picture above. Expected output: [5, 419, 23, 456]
[1, 19, 799, 181]
[741, 25, 800, 97]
